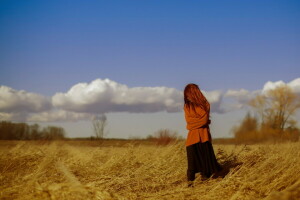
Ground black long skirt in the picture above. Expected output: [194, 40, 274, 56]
[186, 141, 222, 181]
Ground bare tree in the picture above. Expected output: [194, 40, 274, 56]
[249, 95, 266, 124]
[249, 85, 300, 131]
[92, 114, 107, 139]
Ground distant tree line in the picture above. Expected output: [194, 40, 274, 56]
[234, 85, 300, 143]
[0, 121, 66, 140]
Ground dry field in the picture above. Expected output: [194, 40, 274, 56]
[0, 140, 299, 200]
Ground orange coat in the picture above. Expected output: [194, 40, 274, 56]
[184, 104, 212, 146]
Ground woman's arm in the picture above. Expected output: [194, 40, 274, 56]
[185, 108, 210, 130]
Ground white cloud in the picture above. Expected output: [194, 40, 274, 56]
[222, 89, 254, 111]
[2, 77, 299, 122]
[0, 80, 224, 122]
[225, 89, 250, 98]
[203, 90, 224, 113]
[52, 79, 224, 114]
[225, 89, 259, 105]
[262, 80, 285, 93]
[223, 78, 300, 112]
[52, 79, 180, 113]
[27, 110, 93, 122]
[0, 86, 52, 113]
[262, 78, 300, 94]
[288, 78, 300, 93]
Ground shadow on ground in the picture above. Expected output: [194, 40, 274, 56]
[213, 147, 244, 179]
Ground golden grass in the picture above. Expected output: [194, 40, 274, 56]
[0, 140, 299, 200]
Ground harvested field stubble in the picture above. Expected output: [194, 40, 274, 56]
[0, 141, 299, 200]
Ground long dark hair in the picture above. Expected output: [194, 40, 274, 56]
[184, 83, 209, 113]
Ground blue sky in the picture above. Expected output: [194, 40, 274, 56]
[0, 0, 299, 138]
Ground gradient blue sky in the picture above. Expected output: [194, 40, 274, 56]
[1, 0, 299, 138]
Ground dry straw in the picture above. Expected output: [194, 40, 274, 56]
[0, 140, 299, 200]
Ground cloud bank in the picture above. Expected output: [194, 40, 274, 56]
[0, 86, 52, 113]
[52, 79, 183, 113]
[224, 78, 300, 111]
[52, 79, 223, 114]
[0, 78, 299, 122]
[262, 78, 300, 93]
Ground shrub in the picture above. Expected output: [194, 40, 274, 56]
[151, 129, 178, 145]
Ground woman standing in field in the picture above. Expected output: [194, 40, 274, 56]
[184, 83, 222, 186]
